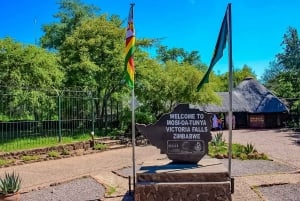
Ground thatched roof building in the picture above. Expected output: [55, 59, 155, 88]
[196, 77, 289, 128]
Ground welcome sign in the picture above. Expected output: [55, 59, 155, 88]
[136, 104, 212, 163]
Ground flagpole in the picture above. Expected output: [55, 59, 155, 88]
[129, 3, 136, 193]
[131, 88, 136, 192]
[227, 3, 234, 191]
[125, 3, 136, 193]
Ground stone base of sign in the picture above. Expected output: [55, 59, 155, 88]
[135, 158, 232, 201]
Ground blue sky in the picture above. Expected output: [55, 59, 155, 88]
[1, 0, 300, 79]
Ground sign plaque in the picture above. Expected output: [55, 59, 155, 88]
[136, 104, 212, 163]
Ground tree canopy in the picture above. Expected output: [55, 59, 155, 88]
[218, 64, 257, 92]
[0, 38, 63, 89]
[262, 27, 300, 108]
[0, 37, 64, 120]
[0, 0, 264, 123]
[40, 0, 99, 50]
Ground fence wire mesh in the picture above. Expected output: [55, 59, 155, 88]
[0, 87, 120, 152]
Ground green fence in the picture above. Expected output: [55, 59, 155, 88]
[0, 87, 121, 152]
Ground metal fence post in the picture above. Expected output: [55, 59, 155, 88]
[92, 98, 95, 133]
[58, 94, 62, 142]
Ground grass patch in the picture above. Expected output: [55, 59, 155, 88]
[21, 155, 40, 161]
[48, 150, 60, 158]
[0, 158, 14, 166]
[0, 128, 125, 153]
[94, 143, 107, 151]
[61, 147, 70, 155]
[107, 185, 117, 196]
[0, 134, 91, 152]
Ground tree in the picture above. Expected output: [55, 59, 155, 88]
[0, 38, 63, 89]
[59, 15, 124, 127]
[0, 38, 64, 120]
[164, 61, 220, 111]
[40, 0, 99, 50]
[135, 59, 220, 118]
[156, 45, 201, 65]
[262, 27, 300, 106]
[218, 64, 257, 92]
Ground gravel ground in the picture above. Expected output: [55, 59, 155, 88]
[114, 159, 298, 178]
[18, 159, 299, 201]
[259, 183, 300, 201]
[221, 159, 298, 176]
[20, 177, 105, 201]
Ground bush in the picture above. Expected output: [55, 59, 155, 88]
[244, 143, 256, 154]
[61, 148, 70, 155]
[94, 143, 107, 151]
[21, 155, 40, 161]
[0, 159, 11, 167]
[208, 143, 227, 157]
[232, 143, 244, 156]
[260, 153, 269, 160]
[210, 132, 226, 146]
[239, 153, 248, 160]
[0, 171, 22, 194]
[120, 107, 155, 131]
[209, 141, 268, 161]
[48, 150, 60, 158]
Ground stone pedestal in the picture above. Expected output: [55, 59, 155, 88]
[135, 158, 232, 201]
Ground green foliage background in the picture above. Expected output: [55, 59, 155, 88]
[0, 0, 298, 128]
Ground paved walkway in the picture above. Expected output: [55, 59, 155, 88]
[220, 129, 300, 201]
[222, 129, 300, 168]
[0, 129, 299, 200]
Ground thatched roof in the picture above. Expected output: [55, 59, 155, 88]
[196, 77, 289, 113]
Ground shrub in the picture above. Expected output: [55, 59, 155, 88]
[0, 159, 12, 167]
[208, 143, 227, 157]
[210, 132, 226, 146]
[121, 108, 155, 131]
[94, 143, 107, 151]
[21, 155, 40, 161]
[244, 143, 256, 155]
[239, 153, 248, 160]
[48, 150, 60, 158]
[0, 171, 22, 194]
[107, 185, 117, 196]
[209, 142, 268, 161]
[260, 153, 269, 160]
[61, 148, 70, 155]
[232, 143, 244, 156]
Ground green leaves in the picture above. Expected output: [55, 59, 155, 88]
[210, 131, 226, 146]
[217, 64, 257, 91]
[60, 16, 124, 90]
[0, 38, 64, 120]
[0, 172, 22, 194]
[41, 0, 99, 50]
[135, 58, 220, 118]
[244, 143, 256, 155]
[0, 38, 63, 89]
[262, 27, 300, 100]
